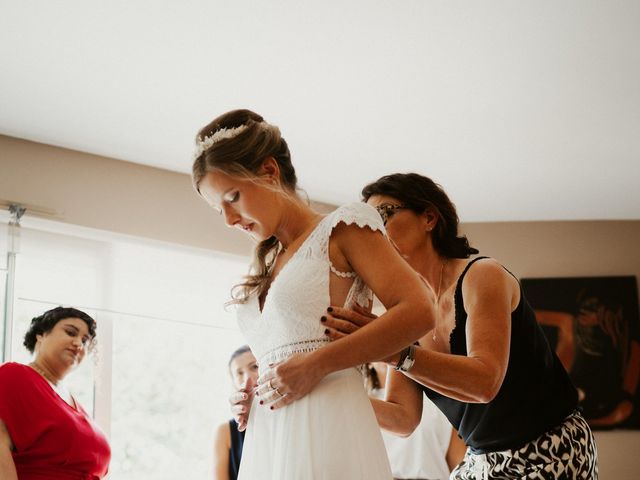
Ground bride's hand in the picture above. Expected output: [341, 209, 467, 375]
[322, 304, 378, 340]
[255, 352, 326, 410]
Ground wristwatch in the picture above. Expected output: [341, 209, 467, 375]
[395, 344, 416, 372]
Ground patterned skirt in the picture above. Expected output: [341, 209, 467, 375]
[451, 410, 598, 479]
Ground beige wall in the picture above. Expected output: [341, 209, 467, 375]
[462, 221, 640, 281]
[2, 134, 639, 478]
[0, 134, 255, 256]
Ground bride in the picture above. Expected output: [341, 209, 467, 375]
[192, 109, 434, 479]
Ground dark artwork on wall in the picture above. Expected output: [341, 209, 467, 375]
[521, 276, 640, 430]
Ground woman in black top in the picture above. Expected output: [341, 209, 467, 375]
[213, 346, 258, 480]
[324, 173, 598, 479]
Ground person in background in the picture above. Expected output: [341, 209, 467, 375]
[213, 346, 259, 480]
[365, 362, 466, 480]
[0, 306, 111, 480]
[323, 173, 598, 479]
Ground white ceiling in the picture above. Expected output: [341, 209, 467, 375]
[1, 1, 639, 222]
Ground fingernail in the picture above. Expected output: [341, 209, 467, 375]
[327, 307, 333, 313]
[270, 406, 274, 410]
[259, 400, 264, 405]
[324, 329, 329, 335]
[320, 316, 326, 322]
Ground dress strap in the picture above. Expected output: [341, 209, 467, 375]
[454, 256, 491, 303]
[450, 256, 490, 355]
[457, 256, 490, 286]
[330, 263, 357, 278]
[322, 202, 386, 278]
[325, 202, 386, 235]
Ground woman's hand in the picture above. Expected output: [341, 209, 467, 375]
[255, 352, 327, 411]
[228, 377, 256, 432]
[324, 305, 405, 364]
[322, 304, 378, 340]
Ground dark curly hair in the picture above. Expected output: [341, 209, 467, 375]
[23, 306, 97, 354]
[362, 173, 479, 259]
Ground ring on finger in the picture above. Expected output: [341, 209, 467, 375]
[275, 387, 283, 396]
[268, 379, 273, 389]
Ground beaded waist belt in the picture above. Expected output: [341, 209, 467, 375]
[259, 337, 331, 367]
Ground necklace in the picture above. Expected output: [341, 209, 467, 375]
[30, 361, 58, 386]
[29, 362, 78, 410]
[432, 258, 447, 342]
[30, 361, 75, 407]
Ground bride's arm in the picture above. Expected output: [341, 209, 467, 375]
[312, 222, 433, 368]
[258, 223, 433, 408]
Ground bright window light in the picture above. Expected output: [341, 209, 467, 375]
[3, 220, 249, 479]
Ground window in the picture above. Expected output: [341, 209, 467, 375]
[2, 217, 249, 479]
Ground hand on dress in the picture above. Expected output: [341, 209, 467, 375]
[323, 304, 402, 364]
[229, 377, 256, 432]
[322, 304, 377, 340]
[255, 352, 325, 411]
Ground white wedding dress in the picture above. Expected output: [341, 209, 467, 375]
[236, 202, 393, 479]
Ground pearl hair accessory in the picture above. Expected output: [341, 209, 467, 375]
[193, 124, 249, 159]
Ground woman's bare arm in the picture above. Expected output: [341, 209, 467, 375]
[371, 369, 423, 436]
[0, 419, 18, 480]
[400, 260, 516, 403]
[212, 422, 230, 480]
[446, 429, 467, 471]
[260, 224, 434, 408]
[324, 259, 518, 404]
[311, 224, 434, 374]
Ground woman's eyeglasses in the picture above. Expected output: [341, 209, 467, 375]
[375, 203, 407, 226]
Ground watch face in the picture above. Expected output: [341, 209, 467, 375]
[394, 345, 417, 372]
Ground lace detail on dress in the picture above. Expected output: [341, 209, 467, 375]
[321, 202, 386, 255]
[259, 338, 331, 366]
[235, 202, 387, 370]
[329, 263, 356, 278]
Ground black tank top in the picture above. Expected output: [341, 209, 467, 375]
[420, 257, 578, 453]
[228, 419, 245, 480]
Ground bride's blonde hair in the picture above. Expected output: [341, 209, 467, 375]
[192, 109, 299, 304]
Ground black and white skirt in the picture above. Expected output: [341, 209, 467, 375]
[451, 410, 598, 479]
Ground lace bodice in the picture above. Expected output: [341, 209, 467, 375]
[235, 202, 385, 368]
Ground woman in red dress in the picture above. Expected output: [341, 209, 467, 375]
[0, 307, 111, 479]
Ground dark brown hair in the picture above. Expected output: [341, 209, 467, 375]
[362, 173, 478, 258]
[228, 344, 252, 370]
[23, 306, 97, 354]
[192, 109, 298, 304]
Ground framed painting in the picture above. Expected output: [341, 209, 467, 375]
[521, 276, 640, 429]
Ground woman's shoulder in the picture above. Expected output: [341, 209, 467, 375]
[461, 257, 513, 282]
[327, 202, 385, 234]
[213, 420, 231, 447]
[0, 362, 36, 395]
[0, 362, 31, 380]
[458, 257, 520, 304]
